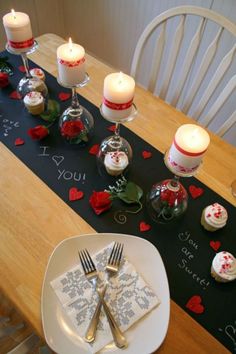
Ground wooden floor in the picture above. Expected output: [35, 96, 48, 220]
[0, 293, 52, 354]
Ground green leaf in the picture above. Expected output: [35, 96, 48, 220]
[40, 113, 53, 122]
[0, 57, 14, 76]
[69, 136, 82, 144]
[47, 100, 60, 115]
[117, 182, 143, 204]
[117, 191, 135, 204]
[40, 100, 60, 122]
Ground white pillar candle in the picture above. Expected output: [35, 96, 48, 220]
[102, 72, 135, 121]
[167, 124, 210, 176]
[57, 38, 85, 87]
[3, 10, 34, 53]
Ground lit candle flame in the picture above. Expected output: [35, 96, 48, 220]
[68, 37, 73, 52]
[11, 9, 16, 20]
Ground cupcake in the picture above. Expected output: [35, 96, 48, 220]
[201, 203, 228, 232]
[23, 91, 45, 115]
[211, 251, 236, 282]
[104, 151, 129, 176]
[30, 68, 45, 81]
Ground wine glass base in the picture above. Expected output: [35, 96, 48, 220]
[6, 40, 38, 55]
[146, 178, 188, 224]
[57, 73, 90, 89]
[97, 135, 132, 177]
[99, 103, 137, 124]
[59, 105, 94, 145]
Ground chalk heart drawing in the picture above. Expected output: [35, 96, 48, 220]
[52, 155, 64, 166]
[219, 321, 236, 350]
[226, 325, 236, 347]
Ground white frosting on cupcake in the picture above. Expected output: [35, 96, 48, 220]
[204, 203, 228, 229]
[24, 91, 44, 106]
[212, 251, 236, 281]
[30, 68, 45, 80]
[104, 151, 128, 174]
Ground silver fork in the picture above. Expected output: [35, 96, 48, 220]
[79, 246, 127, 349]
[84, 242, 124, 344]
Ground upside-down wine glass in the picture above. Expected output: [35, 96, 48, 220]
[6, 40, 48, 98]
[58, 74, 94, 145]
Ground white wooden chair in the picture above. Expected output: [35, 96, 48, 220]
[131, 6, 236, 138]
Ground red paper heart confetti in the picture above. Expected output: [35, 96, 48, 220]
[89, 144, 100, 155]
[139, 221, 151, 232]
[188, 185, 204, 199]
[107, 125, 116, 132]
[9, 91, 22, 100]
[142, 150, 152, 159]
[14, 138, 25, 146]
[58, 92, 71, 101]
[186, 295, 205, 314]
[69, 187, 84, 201]
[210, 240, 221, 252]
[18, 65, 26, 73]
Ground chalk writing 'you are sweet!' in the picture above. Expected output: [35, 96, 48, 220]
[38, 146, 86, 183]
[177, 231, 209, 290]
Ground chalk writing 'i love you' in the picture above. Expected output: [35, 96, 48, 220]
[38, 146, 86, 183]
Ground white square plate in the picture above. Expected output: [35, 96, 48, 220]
[41, 233, 170, 354]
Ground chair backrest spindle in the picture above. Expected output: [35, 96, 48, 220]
[131, 6, 236, 139]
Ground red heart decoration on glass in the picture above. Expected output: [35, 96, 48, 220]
[14, 138, 25, 146]
[9, 91, 22, 100]
[58, 92, 71, 101]
[69, 187, 84, 201]
[107, 125, 116, 132]
[139, 221, 151, 232]
[89, 144, 100, 155]
[142, 150, 152, 159]
[18, 65, 26, 73]
[188, 185, 204, 199]
[186, 295, 204, 314]
[210, 240, 221, 252]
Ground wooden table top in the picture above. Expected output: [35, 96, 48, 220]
[0, 33, 235, 354]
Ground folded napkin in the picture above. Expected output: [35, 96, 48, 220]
[51, 242, 160, 353]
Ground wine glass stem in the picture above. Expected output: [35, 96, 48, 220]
[170, 175, 180, 188]
[20, 53, 31, 78]
[115, 122, 120, 137]
[71, 87, 80, 109]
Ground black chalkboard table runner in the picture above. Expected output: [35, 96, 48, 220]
[0, 51, 235, 352]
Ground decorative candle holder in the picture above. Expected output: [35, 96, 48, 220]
[146, 150, 189, 224]
[6, 40, 48, 98]
[146, 124, 210, 224]
[97, 103, 137, 177]
[58, 74, 94, 145]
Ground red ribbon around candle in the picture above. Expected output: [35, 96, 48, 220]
[58, 57, 85, 67]
[174, 139, 208, 157]
[103, 97, 133, 110]
[8, 37, 34, 49]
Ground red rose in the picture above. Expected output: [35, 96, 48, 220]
[89, 191, 112, 215]
[0, 72, 9, 88]
[60, 120, 84, 138]
[160, 180, 185, 207]
[27, 125, 49, 140]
